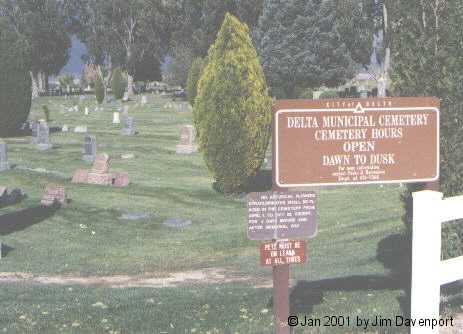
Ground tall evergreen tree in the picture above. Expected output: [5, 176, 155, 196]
[2, 0, 71, 98]
[194, 14, 272, 193]
[0, 16, 31, 135]
[254, 0, 354, 98]
[391, 0, 463, 258]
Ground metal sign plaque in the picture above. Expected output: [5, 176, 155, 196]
[274, 97, 439, 187]
[260, 240, 306, 266]
[247, 191, 317, 240]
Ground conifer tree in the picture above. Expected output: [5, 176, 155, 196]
[195, 13, 272, 193]
[254, 0, 353, 98]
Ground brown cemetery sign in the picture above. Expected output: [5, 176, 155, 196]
[274, 97, 440, 187]
[247, 191, 316, 240]
[260, 240, 306, 266]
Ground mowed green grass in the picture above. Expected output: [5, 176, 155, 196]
[0, 95, 420, 333]
[0, 95, 405, 278]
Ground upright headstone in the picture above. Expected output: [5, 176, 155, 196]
[122, 92, 130, 102]
[176, 125, 197, 154]
[83, 135, 97, 162]
[87, 153, 113, 185]
[84, 107, 89, 115]
[113, 112, 121, 124]
[74, 125, 88, 133]
[30, 121, 39, 144]
[62, 124, 69, 132]
[36, 121, 52, 150]
[121, 117, 136, 136]
[141, 95, 148, 105]
[0, 141, 9, 171]
[41, 185, 68, 207]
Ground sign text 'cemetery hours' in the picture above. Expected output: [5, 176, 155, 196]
[274, 97, 439, 187]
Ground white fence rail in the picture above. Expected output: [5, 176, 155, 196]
[411, 190, 463, 334]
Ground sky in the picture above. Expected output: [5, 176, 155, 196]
[60, 36, 86, 76]
[61, 36, 170, 78]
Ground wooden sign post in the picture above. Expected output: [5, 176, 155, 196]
[248, 97, 440, 333]
[247, 191, 316, 334]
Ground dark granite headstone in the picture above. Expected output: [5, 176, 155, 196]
[83, 135, 97, 162]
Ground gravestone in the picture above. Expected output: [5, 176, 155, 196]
[91, 153, 110, 173]
[119, 212, 150, 221]
[163, 218, 192, 228]
[87, 153, 112, 185]
[41, 185, 67, 207]
[122, 92, 130, 102]
[74, 125, 88, 133]
[0, 141, 9, 171]
[83, 135, 97, 162]
[0, 186, 7, 198]
[84, 107, 89, 115]
[121, 117, 136, 136]
[62, 124, 69, 132]
[141, 95, 148, 105]
[176, 125, 197, 154]
[72, 169, 88, 184]
[72, 153, 129, 187]
[30, 121, 39, 144]
[36, 121, 52, 150]
[113, 171, 129, 187]
[113, 112, 121, 124]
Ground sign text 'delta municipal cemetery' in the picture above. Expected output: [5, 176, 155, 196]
[247, 191, 316, 240]
[274, 97, 439, 187]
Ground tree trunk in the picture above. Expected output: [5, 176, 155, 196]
[104, 55, 113, 97]
[126, 46, 134, 97]
[378, 3, 390, 97]
[127, 74, 134, 97]
[44, 73, 49, 92]
[30, 72, 39, 99]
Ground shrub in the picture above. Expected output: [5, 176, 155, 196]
[94, 74, 105, 104]
[0, 19, 32, 136]
[186, 57, 205, 106]
[194, 14, 273, 193]
[319, 90, 339, 99]
[111, 68, 125, 100]
[297, 87, 314, 99]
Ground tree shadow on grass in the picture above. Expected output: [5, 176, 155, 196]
[212, 170, 273, 195]
[0, 243, 14, 257]
[283, 233, 412, 317]
[0, 205, 59, 235]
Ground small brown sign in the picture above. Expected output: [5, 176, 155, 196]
[274, 97, 439, 187]
[247, 191, 316, 240]
[260, 240, 306, 266]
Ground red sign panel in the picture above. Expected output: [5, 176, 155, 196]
[274, 97, 440, 187]
[260, 240, 306, 266]
[247, 191, 317, 240]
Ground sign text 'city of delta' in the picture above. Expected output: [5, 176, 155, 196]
[274, 97, 439, 187]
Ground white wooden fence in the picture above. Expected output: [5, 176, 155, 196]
[412, 190, 463, 334]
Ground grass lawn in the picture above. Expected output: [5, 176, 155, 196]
[0, 95, 458, 333]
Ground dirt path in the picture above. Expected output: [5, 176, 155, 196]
[0, 268, 272, 289]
